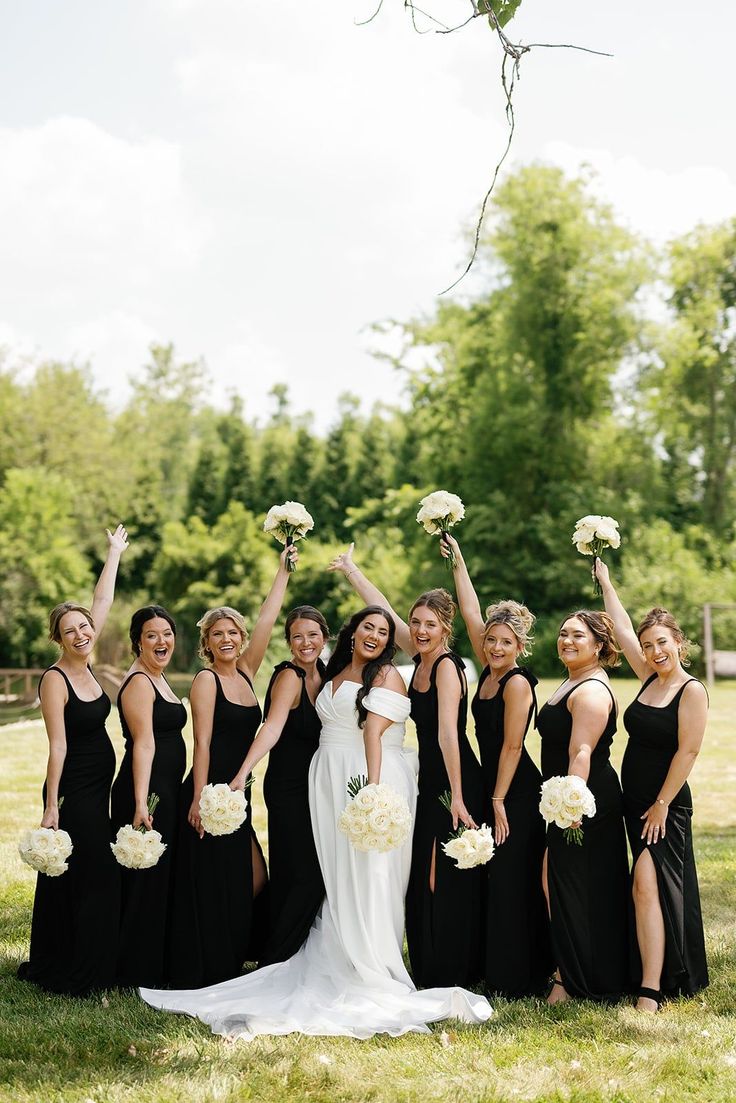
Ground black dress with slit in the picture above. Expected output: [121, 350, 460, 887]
[110, 671, 187, 988]
[621, 675, 708, 996]
[472, 666, 551, 996]
[18, 666, 120, 996]
[259, 661, 326, 966]
[405, 652, 485, 989]
[538, 678, 630, 1001]
[166, 669, 266, 988]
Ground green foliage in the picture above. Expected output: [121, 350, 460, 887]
[0, 468, 92, 665]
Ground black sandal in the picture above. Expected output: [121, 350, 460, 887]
[636, 986, 663, 1010]
[546, 977, 568, 998]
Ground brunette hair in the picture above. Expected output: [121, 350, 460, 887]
[129, 605, 177, 656]
[196, 606, 248, 662]
[637, 607, 692, 666]
[560, 610, 621, 668]
[323, 606, 397, 728]
[483, 599, 535, 657]
[409, 589, 456, 646]
[284, 605, 330, 644]
[48, 603, 95, 644]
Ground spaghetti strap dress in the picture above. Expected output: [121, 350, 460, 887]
[18, 666, 120, 996]
[537, 678, 630, 1001]
[167, 669, 265, 988]
[406, 652, 485, 989]
[472, 666, 552, 996]
[622, 675, 708, 995]
[259, 661, 326, 966]
[110, 671, 187, 988]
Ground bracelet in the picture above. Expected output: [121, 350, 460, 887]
[656, 798, 669, 807]
[345, 569, 359, 579]
[491, 796, 505, 802]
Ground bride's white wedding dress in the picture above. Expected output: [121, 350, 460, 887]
[140, 681, 492, 1039]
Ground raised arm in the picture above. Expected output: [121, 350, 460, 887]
[440, 534, 486, 665]
[119, 675, 157, 830]
[594, 558, 649, 681]
[187, 671, 217, 838]
[490, 674, 534, 845]
[239, 546, 294, 678]
[328, 543, 412, 655]
[436, 659, 477, 831]
[567, 682, 614, 784]
[89, 524, 129, 637]
[640, 680, 708, 846]
[230, 668, 302, 790]
[38, 671, 68, 830]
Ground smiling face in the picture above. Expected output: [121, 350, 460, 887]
[289, 617, 326, 667]
[483, 622, 520, 675]
[557, 616, 599, 672]
[206, 617, 244, 664]
[409, 605, 445, 656]
[352, 613, 390, 664]
[138, 616, 176, 671]
[57, 610, 96, 661]
[639, 624, 682, 676]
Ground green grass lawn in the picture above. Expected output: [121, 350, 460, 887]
[1, 679, 735, 1103]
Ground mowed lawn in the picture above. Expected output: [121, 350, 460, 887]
[1, 678, 735, 1103]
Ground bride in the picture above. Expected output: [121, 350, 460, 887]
[141, 606, 492, 1039]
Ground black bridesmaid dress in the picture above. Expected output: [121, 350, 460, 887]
[537, 679, 630, 1001]
[406, 652, 485, 989]
[18, 667, 120, 996]
[110, 672, 187, 988]
[259, 661, 325, 966]
[167, 669, 266, 988]
[472, 666, 552, 997]
[622, 675, 708, 996]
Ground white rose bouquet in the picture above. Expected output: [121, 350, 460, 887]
[539, 775, 596, 846]
[111, 794, 167, 869]
[571, 514, 621, 596]
[18, 827, 73, 877]
[338, 775, 413, 853]
[199, 781, 251, 836]
[438, 791, 495, 869]
[263, 501, 314, 572]
[416, 490, 465, 568]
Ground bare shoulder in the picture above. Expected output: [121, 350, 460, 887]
[568, 678, 614, 713]
[120, 670, 156, 707]
[435, 655, 464, 692]
[190, 668, 217, 701]
[373, 665, 408, 696]
[504, 672, 533, 704]
[39, 668, 68, 703]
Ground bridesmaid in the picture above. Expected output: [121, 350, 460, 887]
[18, 524, 128, 996]
[230, 605, 329, 966]
[329, 545, 484, 988]
[442, 534, 552, 997]
[537, 609, 630, 1003]
[166, 548, 295, 988]
[595, 559, 709, 1009]
[110, 604, 187, 988]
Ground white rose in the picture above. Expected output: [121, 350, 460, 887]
[595, 516, 621, 548]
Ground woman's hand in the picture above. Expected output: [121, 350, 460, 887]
[280, 544, 298, 570]
[328, 542, 355, 575]
[188, 796, 204, 839]
[492, 800, 510, 845]
[593, 556, 610, 588]
[229, 773, 249, 792]
[439, 532, 461, 563]
[106, 523, 129, 555]
[450, 794, 477, 832]
[40, 805, 59, 830]
[133, 805, 154, 830]
[641, 801, 668, 845]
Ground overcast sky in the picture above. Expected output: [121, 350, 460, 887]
[1, 0, 734, 428]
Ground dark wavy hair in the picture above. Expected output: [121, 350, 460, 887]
[323, 606, 397, 728]
[129, 605, 176, 656]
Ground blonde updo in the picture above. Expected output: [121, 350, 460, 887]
[637, 607, 692, 666]
[197, 606, 248, 663]
[49, 603, 95, 644]
[560, 610, 622, 668]
[483, 599, 535, 657]
[409, 589, 456, 646]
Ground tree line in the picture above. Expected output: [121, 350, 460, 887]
[1, 164, 735, 674]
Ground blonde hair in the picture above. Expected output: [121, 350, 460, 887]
[409, 589, 456, 646]
[483, 599, 535, 657]
[197, 606, 248, 663]
[561, 610, 622, 668]
[49, 603, 95, 645]
[637, 608, 692, 666]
